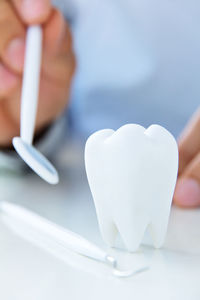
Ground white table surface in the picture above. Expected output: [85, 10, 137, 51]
[1, 142, 200, 300]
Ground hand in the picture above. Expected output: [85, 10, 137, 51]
[0, 0, 75, 147]
[174, 108, 200, 208]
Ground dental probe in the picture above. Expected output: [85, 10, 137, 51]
[0, 201, 148, 278]
[12, 25, 59, 184]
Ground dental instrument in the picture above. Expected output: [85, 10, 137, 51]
[0, 201, 148, 278]
[12, 25, 59, 184]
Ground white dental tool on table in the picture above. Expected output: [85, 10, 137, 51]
[12, 25, 59, 185]
[0, 201, 148, 278]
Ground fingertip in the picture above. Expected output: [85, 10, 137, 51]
[174, 178, 200, 208]
[14, 0, 51, 24]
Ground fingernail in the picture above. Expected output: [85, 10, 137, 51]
[22, 0, 49, 20]
[5, 38, 25, 71]
[174, 178, 200, 208]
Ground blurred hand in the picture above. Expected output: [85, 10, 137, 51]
[0, 0, 75, 147]
[174, 108, 200, 208]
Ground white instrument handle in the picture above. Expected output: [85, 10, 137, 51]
[20, 26, 42, 144]
[1, 202, 149, 278]
[1, 202, 108, 263]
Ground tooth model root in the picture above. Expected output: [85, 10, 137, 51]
[99, 218, 118, 247]
[115, 215, 150, 252]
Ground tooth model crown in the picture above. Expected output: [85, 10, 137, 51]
[85, 124, 179, 252]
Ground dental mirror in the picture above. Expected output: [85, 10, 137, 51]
[12, 25, 59, 184]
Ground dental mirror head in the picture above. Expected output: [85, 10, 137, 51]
[13, 137, 59, 184]
[12, 25, 59, 184]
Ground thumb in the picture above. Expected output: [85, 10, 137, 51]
[12, 0, 51, 24]
[174, 152, 200, 208]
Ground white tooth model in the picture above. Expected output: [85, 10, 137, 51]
[85, 124, 179, 252]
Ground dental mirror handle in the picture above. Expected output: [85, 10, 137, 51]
[21, 25, 42, 145]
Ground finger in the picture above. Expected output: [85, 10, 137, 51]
[178, 108, 200, 175]
[184, 152, 200, 182]
[0, 62, 19, 99]
[42, 9, 75, 84]
[43, 9, 72, 56]
[0, 0, 25, 73]
[34, 9, 75, 127]
[12, 0, 51, 25]
[0, 100, 19, 146]
[174, 152, 200, 208]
